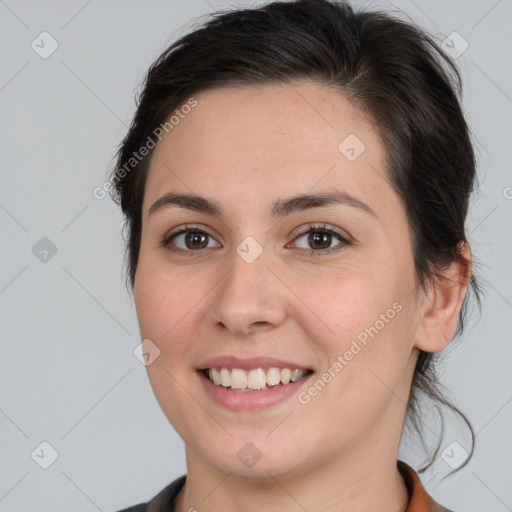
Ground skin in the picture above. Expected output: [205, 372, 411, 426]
[134, 80, 471, 512]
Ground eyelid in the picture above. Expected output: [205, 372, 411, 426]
[163, 223, 219, 245]
[288, 223, 352, 243]
[286, 224, 352, 256]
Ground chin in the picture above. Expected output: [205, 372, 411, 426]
[201, 441, 309, 481]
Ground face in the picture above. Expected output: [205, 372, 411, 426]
[134, 81, 425, 480]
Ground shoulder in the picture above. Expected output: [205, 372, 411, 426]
[114, 474, 186, 512]
[116, 505, 146, 512]
[397, 460, 455, 512]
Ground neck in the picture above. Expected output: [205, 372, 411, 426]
[174, 353, 418, 512]
[174, 443, 409, 512]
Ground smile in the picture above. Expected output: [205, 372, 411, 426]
[204, 367, 313, 391]
[197, 367, 315, 411]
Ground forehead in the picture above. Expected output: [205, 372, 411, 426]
[143, 81, 391, 217]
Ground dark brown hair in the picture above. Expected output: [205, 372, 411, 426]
[110, 0, 481, 477]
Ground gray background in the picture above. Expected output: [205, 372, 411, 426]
[1, 0, 511, 510]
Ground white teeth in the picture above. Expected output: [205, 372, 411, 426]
[230, 368, 248, 389]
[205, 366, 310, 390]
[290, 369, 304, 382]
[266, 367, 281, 386]
[210, 368, 221, 385]
[280, 368, 291, 384]
[220, 368, 231, 387]
[248, 368, 267, 390]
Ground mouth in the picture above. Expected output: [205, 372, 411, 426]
[195, 355, 315, 410]
[199, 366, 314, 392]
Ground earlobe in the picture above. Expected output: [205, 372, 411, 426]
[414, 242, 472, 353]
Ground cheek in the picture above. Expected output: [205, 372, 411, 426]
[134, 256, 201, 362]
[134, 261, 208, 437]
[291, 266, 413, 399]
[290, 264, 404, 345]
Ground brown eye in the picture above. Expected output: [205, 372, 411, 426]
[308, 231, 332, 250]
[291, 224, 351, 256]
[164, 227, 221, 253]
[184, 231, 209, 249]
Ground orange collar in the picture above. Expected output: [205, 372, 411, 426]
[143, 460, 454, 512]
[397, 460, 454, 512]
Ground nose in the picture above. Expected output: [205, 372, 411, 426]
[207, 246, 288, 337]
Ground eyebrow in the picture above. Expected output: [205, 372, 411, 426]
[148, 188, 377, 219]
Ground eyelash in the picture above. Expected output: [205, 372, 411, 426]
[161, 223, 352, 258]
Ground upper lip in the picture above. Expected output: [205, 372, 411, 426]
[196, 356, 313, 371]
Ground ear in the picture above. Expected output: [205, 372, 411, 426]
[414, 242, 472, 353]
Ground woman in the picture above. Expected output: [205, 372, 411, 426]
[111, 0, 480, 510]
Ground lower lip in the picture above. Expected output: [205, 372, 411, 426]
[197, 370, 314, 411]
